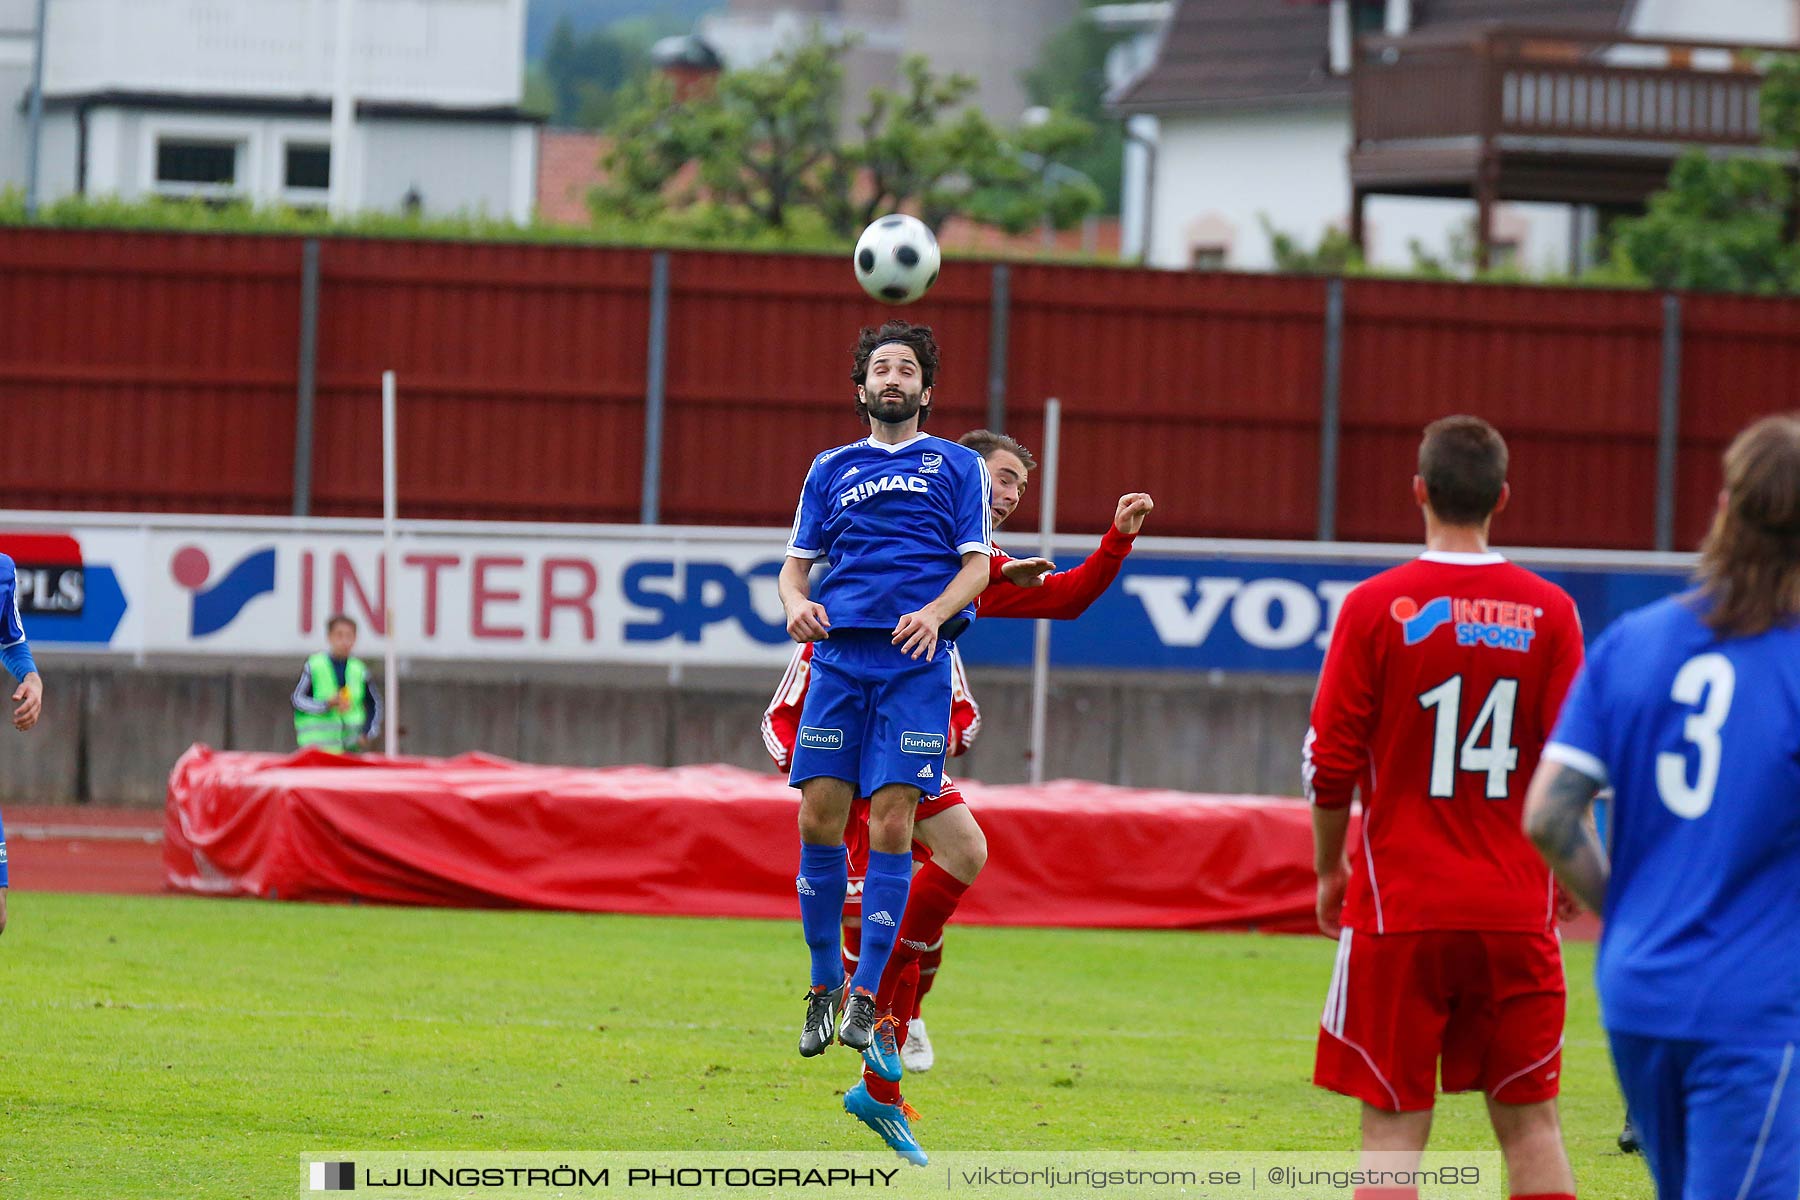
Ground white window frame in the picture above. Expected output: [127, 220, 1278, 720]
[268, 120, 335, 208]
[141, 115, 261, 200]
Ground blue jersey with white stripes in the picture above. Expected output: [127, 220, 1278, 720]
[786, 433, 992, 632]
[1547, 593, 1800, 1042]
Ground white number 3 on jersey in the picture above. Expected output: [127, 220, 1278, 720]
[1656, 652, 1736, 819]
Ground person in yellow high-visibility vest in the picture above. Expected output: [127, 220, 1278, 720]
[292, 614, 382, 753]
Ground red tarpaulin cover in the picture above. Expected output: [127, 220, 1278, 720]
[164, 747, 1344, 932]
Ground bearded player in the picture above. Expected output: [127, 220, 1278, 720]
[783, 321, 992, 1065]
[767, 429, 1152, 1163]
[1305, 416, 1583, 1199]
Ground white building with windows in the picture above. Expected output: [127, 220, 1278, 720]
[0, 0, 537, 219]
[1109, 0, 1799, 273]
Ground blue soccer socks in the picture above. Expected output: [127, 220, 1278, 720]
[851, 849, 911, 995]
[797, 841, 849, 989]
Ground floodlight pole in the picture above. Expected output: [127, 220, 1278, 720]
[381, 369, 399, 756]
[1026, 398, 1061, 787]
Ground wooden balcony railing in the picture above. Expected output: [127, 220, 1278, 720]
[1353, 26, 1775, 149]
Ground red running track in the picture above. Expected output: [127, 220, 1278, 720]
[6, 804, 167, 895]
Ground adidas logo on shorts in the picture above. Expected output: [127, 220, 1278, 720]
[868, 910, 896, 927]
[796, 878, 816, 896]
[916, 764, 934, 779]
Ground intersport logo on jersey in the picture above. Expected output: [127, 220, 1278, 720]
[1393, 595, 1539, 652]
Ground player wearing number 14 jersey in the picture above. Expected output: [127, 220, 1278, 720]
[1305, 416, 1584, 1199]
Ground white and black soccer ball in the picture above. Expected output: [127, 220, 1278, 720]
[853, 214, 941, 305]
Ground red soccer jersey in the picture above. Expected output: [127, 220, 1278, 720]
[1304, 552, 1584, 934]
[983, 527, 1135, 620]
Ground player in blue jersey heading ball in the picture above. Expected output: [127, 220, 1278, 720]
[1527, 413, 1800, 1200]
[780, 321, 992, 1065]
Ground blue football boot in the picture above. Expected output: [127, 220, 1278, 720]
[861, 1013, 904, 1083]
[843, 1080, 927, 1167]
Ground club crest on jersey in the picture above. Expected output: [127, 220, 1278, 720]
[1392, 595, 1538, 652]
[918, 452, 943, 475]
[799, 726, 844, 749]
[839, 475, 930, 507]
[900, 730, 946, 756]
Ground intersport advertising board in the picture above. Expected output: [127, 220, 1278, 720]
[0, 514, 1692, 673]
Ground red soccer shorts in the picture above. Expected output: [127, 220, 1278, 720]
[841, 782, 967, 914]
[1313, 928, 1565, 1112]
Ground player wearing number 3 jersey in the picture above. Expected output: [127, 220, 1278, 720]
[1526, 415, 1800, 1200]
[1304, 416, 1584, 1198]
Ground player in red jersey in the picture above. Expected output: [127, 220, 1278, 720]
[1305, 416, 1583, 1199]
[764, 429, 1151, 1162]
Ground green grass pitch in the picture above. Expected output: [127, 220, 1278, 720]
[0, 893, 1648, 1198]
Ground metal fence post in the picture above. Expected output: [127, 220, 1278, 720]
[1316, 277, 1346, 542]
[641, 251, 671, 525]
[1655, 293, 1682, 552]
[292, 238, 321, 516]
[986, 263, 1010, 433]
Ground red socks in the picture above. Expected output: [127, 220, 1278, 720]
[877, 861, 967, 1005]
[913, 939, 944, 1017]
[841, 920, 861, 982]
[865, 1068, 902, 1105]
[860, 862, 969, 1111]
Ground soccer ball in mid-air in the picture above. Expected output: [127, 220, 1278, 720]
[854, 214, 941, 304]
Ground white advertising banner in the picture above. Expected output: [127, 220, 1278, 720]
[0, 511, 1696, 673]
[0, 515, 800, 667]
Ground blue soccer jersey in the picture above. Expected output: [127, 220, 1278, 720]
[786, 433, 992, 630]
[0, 554, 34, 684]
[1546, 594, 1800, 1042]
[0, 555, 25, 649]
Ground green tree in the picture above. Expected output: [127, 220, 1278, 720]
[1260, 217, 1362, 274]
[1020, 5, 1125, 213]
[591, 36, 1102, 242]
[1608, 54, 1800, 293]
[538, 16, 674, 128]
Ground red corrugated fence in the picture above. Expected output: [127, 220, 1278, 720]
[0, 226, 1793, 549]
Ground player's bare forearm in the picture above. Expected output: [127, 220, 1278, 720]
[1525, 761, 1609, 913]
[929, 551, 991, 622]
[1311, 803, 1352, 937]
[1312, 804, 1351, 878]
[779, 556, 830, 643]
[892, 552, 990, 660]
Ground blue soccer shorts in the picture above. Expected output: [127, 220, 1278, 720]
[1610, 1031, 1800, 1200]
[788, 629, 952, 800]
